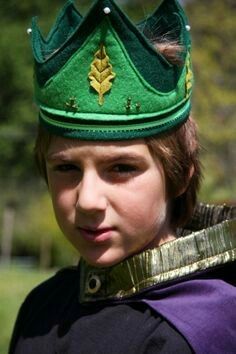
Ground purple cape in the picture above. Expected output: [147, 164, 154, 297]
[141, 279, 236, 353]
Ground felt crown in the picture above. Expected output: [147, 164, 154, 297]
[31, 0, 193, 140]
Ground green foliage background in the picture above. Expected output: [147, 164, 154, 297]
[0, 0, 235, 267]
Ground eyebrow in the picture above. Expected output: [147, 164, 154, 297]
[98, 153, 147, 165]
[46, 151, 72, 162]
[46, 151, 147, 164]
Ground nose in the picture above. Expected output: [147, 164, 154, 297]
[76, 172, 107, 213]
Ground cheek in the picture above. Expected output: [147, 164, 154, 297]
[50, 190, 77, 238]
[125, 198, 167, 231]
[49, 182, 77, 219]
[117, 175, 167, 227]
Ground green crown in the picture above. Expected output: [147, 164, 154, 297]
[31, 0, 193, 140]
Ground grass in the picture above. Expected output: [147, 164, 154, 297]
[0, 265, 54, 354]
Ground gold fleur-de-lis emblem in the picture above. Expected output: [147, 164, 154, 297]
[89, 44, 116, 106]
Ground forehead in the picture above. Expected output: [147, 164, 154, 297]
[46, 137, 151, 159]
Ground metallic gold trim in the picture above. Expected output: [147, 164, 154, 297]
[79, 219, 236, 303]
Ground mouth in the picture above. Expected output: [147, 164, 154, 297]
[77, 226, 115, 243]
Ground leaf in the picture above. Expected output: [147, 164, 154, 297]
[89, 44, 116, 105]
[185, 53, 193, 98]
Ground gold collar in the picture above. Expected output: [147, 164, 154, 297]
[79, 219, 236, 303]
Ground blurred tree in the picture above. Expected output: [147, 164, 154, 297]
[185, 0, 236, 201]
[14, 193, 78, 267]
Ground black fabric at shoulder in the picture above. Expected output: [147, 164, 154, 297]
[123, 303, 193, 354]
[139, 318, 193, 353]
[71, 302, 193, 354]
[8, 267, 79, 354]
[28, 266, 79, 300]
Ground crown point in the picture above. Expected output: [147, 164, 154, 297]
[103, 7, 111, 15]
[27, 28, 32, 35]
[186, 25, 191, 32]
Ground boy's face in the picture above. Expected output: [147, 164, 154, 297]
[46, 137, 175, 267]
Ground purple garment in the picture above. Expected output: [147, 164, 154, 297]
[142, 279, 236, 353]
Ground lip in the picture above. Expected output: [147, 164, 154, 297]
[77, 226, 115, 243]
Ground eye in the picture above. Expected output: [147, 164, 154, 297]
[111, 164, 138, 174]
[54, 164, 79, 172]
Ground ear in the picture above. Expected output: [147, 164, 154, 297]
[188, 164, 195, 182]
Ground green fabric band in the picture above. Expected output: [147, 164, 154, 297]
[39, 100, 190, 140]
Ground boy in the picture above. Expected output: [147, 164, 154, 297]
[10, 0, 235, 353]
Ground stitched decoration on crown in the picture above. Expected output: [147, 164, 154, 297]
[66, 97, 79, 112]
[89, 44, 116, 106]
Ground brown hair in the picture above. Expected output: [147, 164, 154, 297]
[146, 117, 202, 228]
[154, 40, 184, 66]
[143, 40, 201, 228]
[34, 125, 51, 184]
